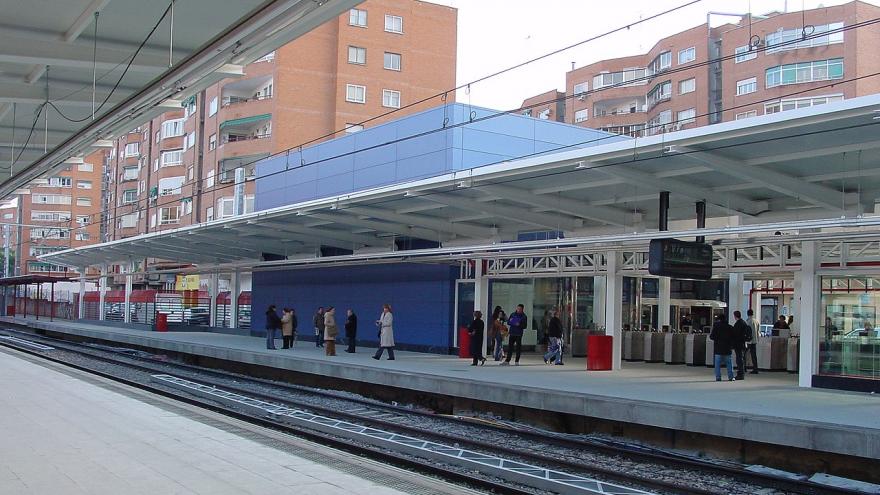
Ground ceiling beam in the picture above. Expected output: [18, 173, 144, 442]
[423, 193, 583, 231]
[0, 83, 129, 108]
[479, 184, 631, 227]
[0, 33, 169, 73]
[345, 205, 490, 239]
[307, 211, 449, 241]
[186, 230, 302, 256]
[257, 221, 384, 247]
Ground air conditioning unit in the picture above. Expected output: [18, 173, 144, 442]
[577, 94, 586, 101]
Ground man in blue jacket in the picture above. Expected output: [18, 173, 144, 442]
[502, 304, 527, 366]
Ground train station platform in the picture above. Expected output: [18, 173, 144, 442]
[3, 316, 879, 469]
[0, 345, 461, 495]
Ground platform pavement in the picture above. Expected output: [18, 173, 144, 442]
[3, 316, 879, 461]
[0, 347, 445, 495]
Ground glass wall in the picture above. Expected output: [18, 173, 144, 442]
[819, 276, 880, 380]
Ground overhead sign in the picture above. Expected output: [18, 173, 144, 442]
[648, 239, 713, 280]
[175, 275, 200, 291]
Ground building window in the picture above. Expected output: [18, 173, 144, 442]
[574, 109, 588, 123]
[736, 77, 757, 96]
[30, 228, 69, 240]
[158, 176, 185, 196]
[648, 51, 671, 75]
[206, 206, 214, 222]
[383, 52, 401, 71]
[573, 82, 589, 98]
[47, 177, 72, 188]
[206, 170, 215, 188]
[186, 132, 196, 150]
[765, 58, 843, 88]
[764, 94, 844, 114]
[678, 46, 695, 64]
[30, 211, 70, 222]
[734, 45, 757, 63]
[346, 84, 366, 104]
[182, 198, 193, 216]
[120, 213, 137, 229]
[77, 163, 93, 172]
[33, 194, 71, 205]
[75, 232, 90, 241]
[254, 51, 275, 63]
[150, 213, 156, 228]
[384, 14, 403, 33]
[122, 189, 137, 204]
[209, 96, 218, 116]
[645, 110, 672, 136]
[348, 46, 366, 64]
[735, 110, 758, 120]
[592, 69, 647, 89]
[161, 149, 184, 167]
[76, 214, 89, 225]
[766, 22, 844, 54]
[76, 197, 91, 207]
[159, 207, 181, 225]
[349, 8, 367, 27]
[76, 180, 92, 189]
[160, 118, 185, 139]
[646, 80, 672, 107]
[124, 142, 139, 157]
[382, 89, 401, 108]
[678, 78, 695, 94]
[676, 108, 696, 125]
[345, 123, 364, 133]
[208, 134, 217, 151]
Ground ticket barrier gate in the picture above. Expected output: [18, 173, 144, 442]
[685, 333, 707, 366]
[623, 331, 645, 361]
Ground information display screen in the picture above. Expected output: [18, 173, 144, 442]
[648, 239, 713, 280]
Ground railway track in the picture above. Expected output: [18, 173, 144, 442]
[0, 327, 868, 495]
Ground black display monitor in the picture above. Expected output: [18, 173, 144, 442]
[648, 238, 713, 280]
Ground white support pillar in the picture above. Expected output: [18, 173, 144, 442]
[605, 252, 623, 370]
[658, 276, 671, 330]
[123, 261, 134, 323]
[473, 260, 490, 358]
[229, 270, 241, 329]
[797, 241, 819, 388]
[78, 267, 86, 320]
[593, 276, 606, 329]
[208, 273, 219, 328]
[98, 264, 107, 321]
[728, 273, 745, 324]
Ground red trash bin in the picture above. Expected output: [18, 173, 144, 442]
[587, 335, 613, 370]
[458, 326, 472, 358]
[6, 305, 14, 317]
[156, 312, 168, 332]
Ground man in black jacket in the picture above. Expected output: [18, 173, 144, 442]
[344, 309, 358, 353]
[313, 307, 325, 348]
[732, 310, 750, 380]
[709, 314, 735, 381]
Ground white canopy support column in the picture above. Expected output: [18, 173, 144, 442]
[98, 264, 107, 321]
[658, 277, 671, 330]
[473, 260, 489, 358]
[123, 260, 134, 323]
[77, 267, 86, 319]
[728, 273, 745, 324]
[605, 251, 623, 370]
[208, 273, 219, 328]
[796, 241, 819, 388]
[229, 270, 241, 330]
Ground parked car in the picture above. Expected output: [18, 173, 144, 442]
[184, 307, 211, 326]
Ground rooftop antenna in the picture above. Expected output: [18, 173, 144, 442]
[571, 61, 575, 71]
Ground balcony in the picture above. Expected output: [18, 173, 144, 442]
[222, 93, 272, 108]
[218, 114, 272, 158]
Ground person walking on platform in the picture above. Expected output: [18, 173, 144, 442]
[732, 311, 749, 381]
[490, 306, 507, 361]
[313, 306, 325, 348]
[468, 311, 486, 366]
[746, 309, 759, 374]
[265, 305, 281, 350]
[543, 310, 564, 365]
[373, 304, 395, 360]
[502, 304, 527, 366]
[281, 308, 296, 349]
[324, 307, 338, 356]
[345, 309, 358, 353]
[710, 314, 735, 381]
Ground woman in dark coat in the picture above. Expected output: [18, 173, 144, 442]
[468, 310, 486, 366]
[265, 305, 281, 350]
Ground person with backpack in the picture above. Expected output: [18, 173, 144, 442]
[710, 314, 735, 381]
[732, 310, 750, 380]
[501, 304, 527, 366]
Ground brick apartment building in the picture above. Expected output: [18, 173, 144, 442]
[521, 1, 880, 137]
[98, 0, 455, 283]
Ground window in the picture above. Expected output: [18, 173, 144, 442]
[124, 142, 139, 157]
[349, 8, 367, 27]
[161, 118, 185, 139]
[153, 159, 159, 172]
[206, 207, 214, 222]
[47, 177, 72, 188]
[573, 82, 588, 97]
[33, 194, 71, 205]
[158, 176, 185, 196]
[209, 97, 218, 116]
[28, 262, 68, 273]
[678, 47, 695, 64]
[77, 163, 93, 172]
[30, 211, 70, 222]
[206, 169, 215, 188]
[139, 180, 145, 193]
[345, 123, 364, 134]
[346, 84, 366, 104]
[76, 197, 91, 207]
[150, 213, 156, 228]
[647, 51, 671, 75]
[76, 180, 92, 189]
[348, 46, 366, 65]
[384, 14, 402, 33]
[678, 78, 695, 94]
[734, 45, 757, 63]
[30, 246, 63, 257]
[646, 80, 672, 107]
[161, 150, 184, 167]
[155, 130, 160, 142]
[74, 215, 88, 225]
[254, 51, 275, 63]
[184, 97, 197, 118]
[766, 58, 843, 88]
[736, 77, 757, 96]
[217, 195, 255, 219]
[186, 132, 196, 150]
[382, 89, 401, 108]
[122, 189, 137, 204]
[574, 109, 589, 123]
[75, 232, 90, 241]
[383, 52, 401, 71]
[159, 207, 181, 225]
[817, 275, 880, 380]
[676, 108, 696, 125]
[735, 110, 758, 120]
[209, 134, 217, 151]
[765, 22, 844, 54]
[645, 110, 673, 136]
[592, 69, 647, 89]
[122, 166, 139, 181]
[182, 198, 193, 216]
[764, 94, 844, 114]
[30, 228, 69, 240]
[120, 213, 137, 228]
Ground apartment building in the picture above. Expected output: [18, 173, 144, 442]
[523, 1, 880, 137]
[104, 0, 457, 254]
[16, 149, 106, 276]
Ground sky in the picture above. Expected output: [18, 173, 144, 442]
[429, 0, 880, 110]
